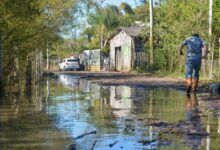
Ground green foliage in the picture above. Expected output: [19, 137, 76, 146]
[0, 0, 77, 78]
[213, 0, 220, 40]
[133, 4, 149, 22]
[2, 0, 220, 77]
[83, 2, 135, 51]
[141, 0, 212, 72]
[120, 2, 134, 15]
[73, 0, 220, 76]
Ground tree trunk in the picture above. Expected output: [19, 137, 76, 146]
[36, 51, 43, 83]
[0, 33, 3, 97]
[170, 53, 174, 72]
[14, 58, 21, 91]
[103, 33, 111, 48]
[202, 59, 206, 78]
[209, 41, 215, 79]
[26, 58, 32, 86]
[40, 50, 43, 81]
[26, 57, 32, 96]
[47, 43, 50, 70]
[219, 38, 220, 71]
[100, 26, 103, 50]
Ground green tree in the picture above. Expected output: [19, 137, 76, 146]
[141, 0, 210, 72]
[0, 0, 77, 85]
[86, 4, 121, 51]
[83, 2, 135, 52]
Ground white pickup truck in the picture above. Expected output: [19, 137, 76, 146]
[59, 57, 79, 71]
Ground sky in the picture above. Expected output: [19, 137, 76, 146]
[103, 0, 142, 8]
[64, 0, 144, 38]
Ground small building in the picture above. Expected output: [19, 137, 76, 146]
[79, 49, 104, 71]
[109, 26, 147, 72]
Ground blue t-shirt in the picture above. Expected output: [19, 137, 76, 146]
[183, 36, 205, 60]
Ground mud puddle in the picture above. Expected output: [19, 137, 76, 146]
[0, 74, 220, 150]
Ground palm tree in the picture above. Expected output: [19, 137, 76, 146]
[86, 5, 121, 50]
[120, 2, 134, 15]
[84, 2, 135, 50]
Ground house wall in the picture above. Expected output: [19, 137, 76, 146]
[110, 31, 133, 72]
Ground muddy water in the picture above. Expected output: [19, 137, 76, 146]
[0, 74, 220, 150]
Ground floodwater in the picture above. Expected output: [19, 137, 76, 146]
[0, 74, 220, 150]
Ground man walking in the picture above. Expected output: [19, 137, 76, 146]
[179, 34, 208, 94]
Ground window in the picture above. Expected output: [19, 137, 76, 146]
[67, 59, 78, 62]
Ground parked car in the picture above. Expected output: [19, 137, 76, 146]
[59, 57, 79, 71]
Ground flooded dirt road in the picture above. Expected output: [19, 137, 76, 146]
[0, 74, 220, 150]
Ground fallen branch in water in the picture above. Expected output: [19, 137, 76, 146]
[68, 143, 76, 150]
[74, 131, 97, 140]
[186, 132, 209, 136]
[109, 140, 118, 147]
[140, 117, 168, 127]
[90, 140, 97, 150]
[138, 139, 157, 145]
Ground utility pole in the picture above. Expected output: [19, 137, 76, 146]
[149, 0, 154, 67]
[209, 0, 213, 39]
[100, 0, 105, 50]
[208, 0, 213, 79]
[139, 0, 154, 68]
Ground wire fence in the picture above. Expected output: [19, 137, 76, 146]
[201, 59, 220, 80]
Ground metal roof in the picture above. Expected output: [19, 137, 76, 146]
[119, 26, 145, 37]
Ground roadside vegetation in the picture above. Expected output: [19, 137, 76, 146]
[0, 0, 220, 92]
[57, 0, 220, 78]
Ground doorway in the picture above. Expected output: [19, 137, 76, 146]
[115, 46, 122, 71]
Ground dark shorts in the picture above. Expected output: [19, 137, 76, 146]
[186, 58, 201, 79]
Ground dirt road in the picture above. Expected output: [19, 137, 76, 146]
[52, 71, 188, 90]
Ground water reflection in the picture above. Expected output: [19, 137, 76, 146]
[0, 82, 73, 150]
[109, 86, 132, 117]
[59, 74, 80, 88]
[218, 116, 220, 135]
[185, 94, 204, 149]
[0, 74, 220, 150]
